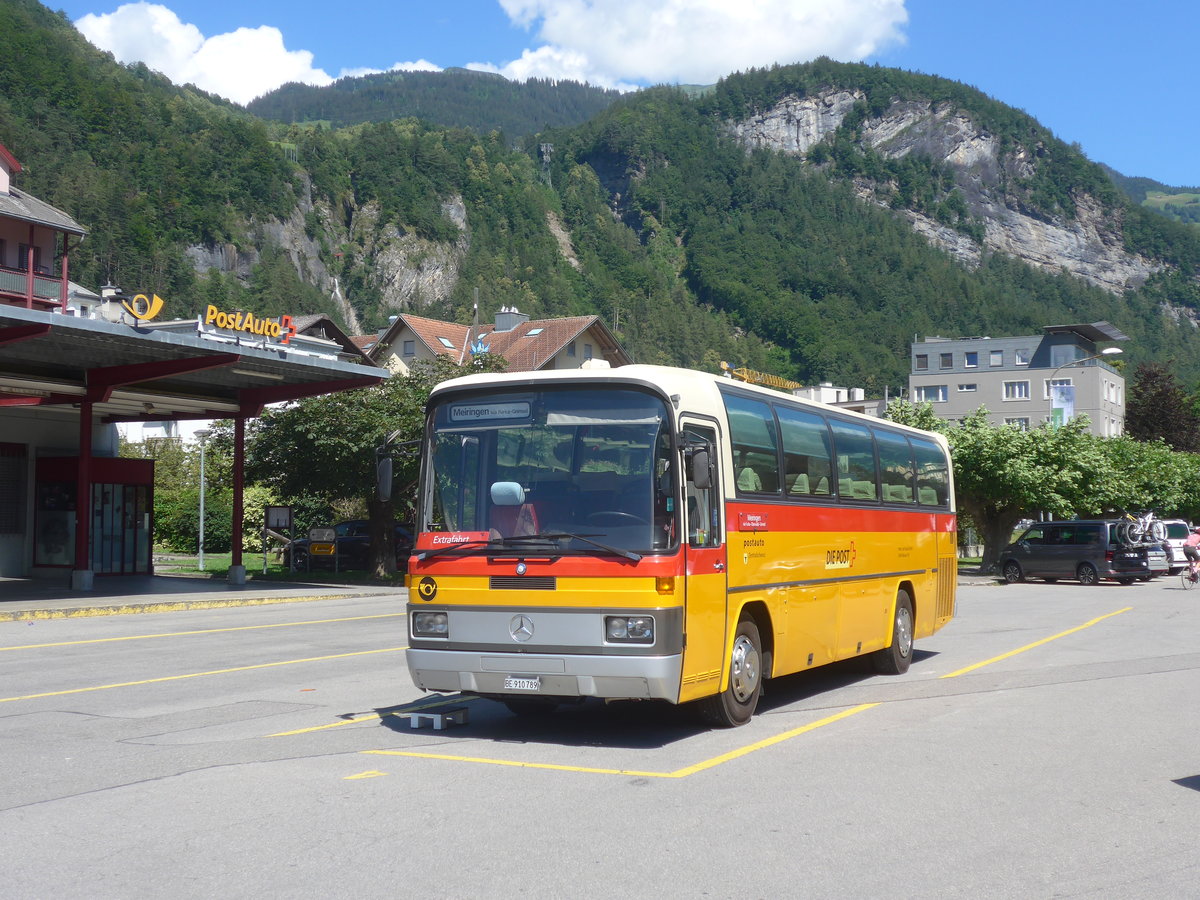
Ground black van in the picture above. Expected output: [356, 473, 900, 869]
[999, 520, 1160, 585]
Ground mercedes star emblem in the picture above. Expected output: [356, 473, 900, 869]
[509, 614, 534, 642]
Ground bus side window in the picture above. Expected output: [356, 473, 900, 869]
[830, 419, 879, 502]
[777, 406, 833, 499]
[911, 437, 950, 507]
[684, 426, 720, 547]
[723, 394, 780, 496]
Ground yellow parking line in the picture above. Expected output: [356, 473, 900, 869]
[352, 609, 1134, 779]
[366, 749, 679, 778]
[0, 593, 382, 622]
[0, 613, 405, 652]
[668, 704, 879, 777]
[268, 696, 468, 737]
[940, 606, 1132, 679]
[363, 703, 880, 779]
[0, 647, 407, 703]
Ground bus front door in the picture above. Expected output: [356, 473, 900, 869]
[677, 423, 728, 703]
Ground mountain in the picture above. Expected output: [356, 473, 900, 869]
[247, 68, 622, 137]
[1104, 165, 1200, 227]
[4, 0, 1200, 391]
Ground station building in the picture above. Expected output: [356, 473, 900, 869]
[0, 142, 385, 588]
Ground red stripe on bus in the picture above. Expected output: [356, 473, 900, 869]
[728, 501, 956, 534]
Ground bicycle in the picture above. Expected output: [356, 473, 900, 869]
[1116, 510, 1166, 545]
[1181, 566, 1199, 590]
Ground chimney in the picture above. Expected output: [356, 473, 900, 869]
[494, 305, 530, 332]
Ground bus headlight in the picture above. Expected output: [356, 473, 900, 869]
[605, 615, 654, 643]
[412, 611, 449, 637]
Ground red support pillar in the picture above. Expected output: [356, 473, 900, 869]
[229, 416, 247, 584]
[72, 400, 94, 590]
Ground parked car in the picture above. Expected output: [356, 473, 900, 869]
[1159, 519, 1193, 575]
[999, 519, 1160, 585]
[1144, 543, 1170, 577]
[287, 520, 414, 572]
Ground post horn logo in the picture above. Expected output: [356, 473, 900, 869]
[417, 577, 438, 601]
[122, 293, 165, 321]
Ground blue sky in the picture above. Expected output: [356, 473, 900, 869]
[56, 0, 1198, 186]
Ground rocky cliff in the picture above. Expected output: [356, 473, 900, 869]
[186, 175, 469, 330]
[729, 89, 1161, 294]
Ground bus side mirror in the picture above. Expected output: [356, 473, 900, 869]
[376, 453, 393, 502]
[690, 449, 712, 490]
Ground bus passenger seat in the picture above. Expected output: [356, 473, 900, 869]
[490, 503, 539, 537]
[787, 473, 810, 495]
[738, 467, 763, 491]
[489, 481, 540, 537]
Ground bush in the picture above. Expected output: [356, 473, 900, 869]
[154, 486, 232, 553]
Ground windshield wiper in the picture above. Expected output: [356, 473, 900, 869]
[416, 532, 642, 563]
[516, 531, 643, 563]
[415, 538, 502, 561]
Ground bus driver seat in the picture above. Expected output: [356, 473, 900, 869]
[489, 481, 540, 538]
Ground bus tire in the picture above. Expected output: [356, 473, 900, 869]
[699, 617, 763, 727]
[871, 589, 914, 675]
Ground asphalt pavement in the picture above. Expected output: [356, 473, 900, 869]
[0, 572, 402, 621]
[0, 564, 996, 621]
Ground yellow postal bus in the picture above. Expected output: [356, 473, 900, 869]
[405, 365, 956, 726]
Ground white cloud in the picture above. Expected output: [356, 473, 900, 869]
[75, 3, 335, 104]
[73, 1, 910, 104]
[494, 0, 909, 87]
[339, 60, 444, 81]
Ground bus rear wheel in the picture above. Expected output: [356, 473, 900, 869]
[699, 617, 762, 727]
[871, 589, 914, 675]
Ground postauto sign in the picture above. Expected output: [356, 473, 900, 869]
[203, 305, 297, 345]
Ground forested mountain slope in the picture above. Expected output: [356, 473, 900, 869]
[1105, 165, 1200, 226]
[4, 0, 1200, 391]
[247, 68, 621, 136]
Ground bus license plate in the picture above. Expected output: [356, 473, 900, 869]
[504, 675, 541, 692]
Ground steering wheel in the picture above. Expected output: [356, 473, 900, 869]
[586, 511, 649, 526]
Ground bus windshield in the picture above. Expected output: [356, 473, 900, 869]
[424, 386, 677, 553]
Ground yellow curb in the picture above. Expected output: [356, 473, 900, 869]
[0, 592, 392, 622]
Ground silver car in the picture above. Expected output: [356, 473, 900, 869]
[1160, 519, 1193, 575]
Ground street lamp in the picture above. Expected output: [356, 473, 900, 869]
[195, 429, 211, 571]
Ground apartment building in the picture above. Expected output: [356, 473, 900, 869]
[907, 322, 1128, 435]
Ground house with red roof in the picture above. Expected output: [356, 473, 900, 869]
[360, 306, 631, 374]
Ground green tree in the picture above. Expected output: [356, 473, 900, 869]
[121, 435, 233, 553]
[944, 411, 1110, 570]
[1125, 361, 1200, 451]
[883, 398, 944, 432]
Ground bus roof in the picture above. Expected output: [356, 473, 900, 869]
[430, 364, 947, 446]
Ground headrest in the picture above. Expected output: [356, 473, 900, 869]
[490, 481, 526, 506]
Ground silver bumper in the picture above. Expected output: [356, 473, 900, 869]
[407, 647, 683, 702]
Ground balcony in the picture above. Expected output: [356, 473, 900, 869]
[0, 264, 66, 310]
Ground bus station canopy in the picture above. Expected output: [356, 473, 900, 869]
[0, 304, 385, 423]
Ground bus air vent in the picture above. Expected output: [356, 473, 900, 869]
[490, 576, 556, 590]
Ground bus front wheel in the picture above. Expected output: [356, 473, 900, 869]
[871, 589, 913, 675]
[699, 617, 763, 727]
